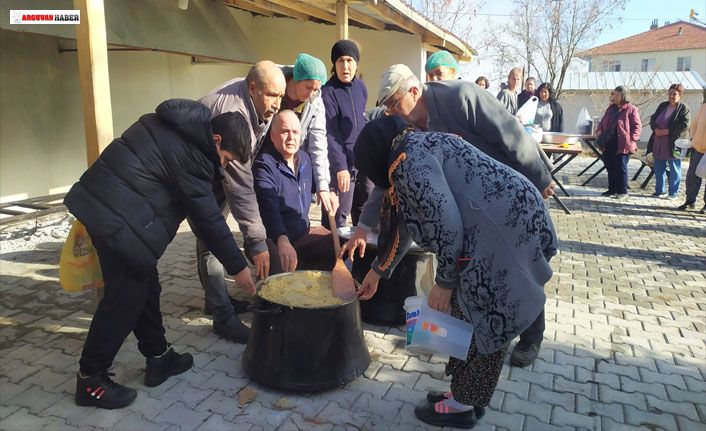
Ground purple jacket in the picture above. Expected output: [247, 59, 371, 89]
[597, 102, 642, 154]
[321, 75, 368, 176]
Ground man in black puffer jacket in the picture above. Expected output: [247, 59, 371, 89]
[64, 99, 256, 409]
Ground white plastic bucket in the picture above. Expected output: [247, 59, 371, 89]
[675, 138, 692, 160]
[403, 295, 474, 360]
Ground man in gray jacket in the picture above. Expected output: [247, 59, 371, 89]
[343, 64, 555, 367]
[197, 60, 285, 342]
[197, 57, 336, 342]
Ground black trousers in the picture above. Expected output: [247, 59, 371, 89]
[351, 174, 374, 227]
[79, 238, 167, 375]
[322, 169, 356, 229]
[603, 140, 630, 194]
[519, 309, 545, 344]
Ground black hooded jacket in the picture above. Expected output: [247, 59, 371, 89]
[64, 99, 247, 275]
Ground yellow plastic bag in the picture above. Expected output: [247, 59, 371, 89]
[59, 220, 104, 292]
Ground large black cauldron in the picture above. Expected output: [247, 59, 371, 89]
[341, 228, 435, 326]
[242, 273, 370, 391]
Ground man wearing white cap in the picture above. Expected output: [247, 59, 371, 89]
[342, 63, 555, 369]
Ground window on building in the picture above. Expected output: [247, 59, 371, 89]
[677, 56, 691, 71]
[606, 61, 621, 72]
[641, 58, 656, 72]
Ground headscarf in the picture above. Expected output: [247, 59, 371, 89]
[353, 116, 408, 189]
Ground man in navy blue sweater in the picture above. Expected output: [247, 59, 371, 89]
[253, 110, 336, 273]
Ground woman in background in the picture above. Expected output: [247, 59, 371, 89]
[534, 82, 563, 132]
[679, 99, 705, 213]
[321, 39, 368, 227]
[595, 86, 642, 200]
[647, 84, 690, 199]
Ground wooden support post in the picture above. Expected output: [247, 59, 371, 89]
[336, 0, 349, 40]
[74, 0, 113, 302]
[73, 0, 113, 166]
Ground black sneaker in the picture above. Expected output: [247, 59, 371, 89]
[75, 371, 137, 409]
[677, 203, 695, 211]
[600, 190, 616, 197]
[213, 316, 250, 344]
[203, 296, 250, 316]
[425, 391, 485, 419]
[510, 341, 541, 367]
[144, 346, 193, 387]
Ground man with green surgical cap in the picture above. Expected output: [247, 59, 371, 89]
[425, 50, 459, 82]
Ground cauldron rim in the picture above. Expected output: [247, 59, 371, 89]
[255, 270, 360, 310]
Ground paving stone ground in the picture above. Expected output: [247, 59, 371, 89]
[1, 157, 705, 430]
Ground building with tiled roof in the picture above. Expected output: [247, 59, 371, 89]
[579, 21, 706, 79]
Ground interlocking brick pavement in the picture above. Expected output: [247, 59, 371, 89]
[1, 157, 704, 430]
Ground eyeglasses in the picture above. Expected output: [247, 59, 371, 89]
[385, 91, 407, 115]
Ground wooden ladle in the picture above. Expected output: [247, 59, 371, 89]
[327, 212, 357, 302]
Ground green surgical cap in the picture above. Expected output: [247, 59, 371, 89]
[293, 53, 328, 84]
[425, 50, 459, 73]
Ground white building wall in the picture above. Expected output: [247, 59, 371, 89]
[0, 8, 426, 201]
[589, 49, 706, 78]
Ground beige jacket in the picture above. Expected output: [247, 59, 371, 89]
[690, 103, 706, 153]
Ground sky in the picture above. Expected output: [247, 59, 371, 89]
[434, 0, 703, 89]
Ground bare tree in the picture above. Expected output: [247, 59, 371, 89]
[408, 0, 482, 47]
[484, 0, 628, 98]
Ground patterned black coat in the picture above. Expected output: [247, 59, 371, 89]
[373, 132, 557, 354]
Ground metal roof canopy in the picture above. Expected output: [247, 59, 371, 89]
[1, 0, 257, 63]
[223, 0, 477, 60]
[561, 71, 706, 91]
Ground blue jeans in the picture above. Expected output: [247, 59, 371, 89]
[654, 158, 682, 196]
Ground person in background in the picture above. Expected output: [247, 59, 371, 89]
[475, 76, 489, 90]
[679, 100, 705, 213]
[595, 86, 642, 200]
[64, 101, 256, 409]
[647, 83, 690, 200]
[517, 77, 536, 109]
[534, 82, 564, 132]
[253, 110, 336, 273]
[354, 117, 557, 429]
[496, 68, 523, 115]
[425, 50, 459, 82]
[322, 39, 368, 228]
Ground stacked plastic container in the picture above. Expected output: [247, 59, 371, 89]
[403, 296, 474, 360]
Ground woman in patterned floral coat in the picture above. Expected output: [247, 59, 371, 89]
[354, 116, 557, 429]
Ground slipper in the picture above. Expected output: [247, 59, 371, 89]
[414, 400, 477, 429]
[425, 391, 485, 419]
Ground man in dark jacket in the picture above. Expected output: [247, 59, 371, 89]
[253, 110, 336, 273]
[64, 99, 256, 409]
